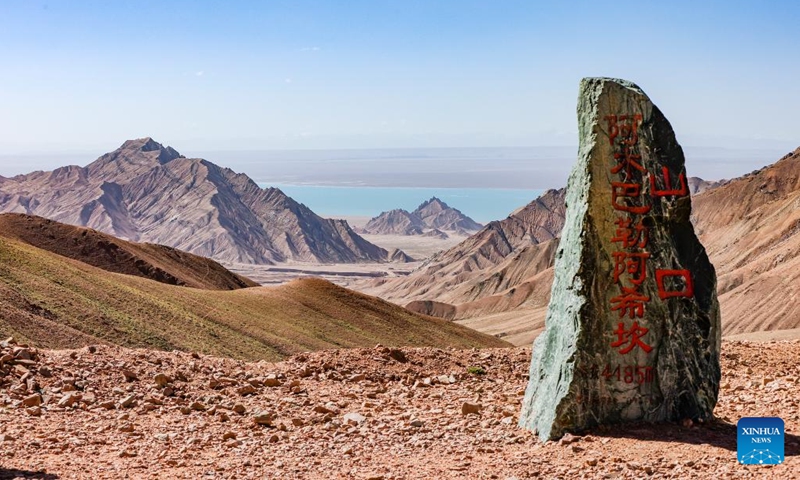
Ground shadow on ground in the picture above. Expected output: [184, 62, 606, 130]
[0, 470, 58, 480]
[588, 419, 799, 457]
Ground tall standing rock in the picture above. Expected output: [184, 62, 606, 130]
[519, 78, 720, 440]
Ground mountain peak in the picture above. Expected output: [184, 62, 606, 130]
[121, 137, 158, 150]
[83, 138, 185, 183]
[417, 197, 448, 210]
[117, 137, 182, 164]
[352, 196, 482, 235]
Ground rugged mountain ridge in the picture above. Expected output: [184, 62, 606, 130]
[362, 197, 482, 235]
[359, 188, 566, 308]
[364, 151, 800, 346]
[0, 138, 390, 265]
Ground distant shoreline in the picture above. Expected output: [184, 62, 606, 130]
[257, 183, 544, 224]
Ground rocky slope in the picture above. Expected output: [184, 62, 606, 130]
[0, 213, 258, 290]
[0, 338, 796, 478]
[362, 197, 482, 235]
[0, 138, 390, 265]
[691, 147, 800, 337]
[0, 234, 507, 360]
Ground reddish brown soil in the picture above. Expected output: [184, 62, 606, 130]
[0, 339, 798, 479]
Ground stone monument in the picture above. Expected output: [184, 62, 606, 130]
[519, 77, 721, 440]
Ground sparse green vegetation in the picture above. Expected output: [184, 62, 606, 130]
[467, 366, 487, 375]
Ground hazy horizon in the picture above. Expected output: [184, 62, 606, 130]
[0, 143, 792, 190]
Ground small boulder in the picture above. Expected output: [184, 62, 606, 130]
[461, 402, 482, 415]
[25, 406, 42, 416]
[21, 393, 42, 407]
[264, 374, 281, 387]
[344, 412, 366, 426]
[236, 385, 256, 396]
[559, 433, 579, 445]
[253, 411, 276, 426]
[153, 373, 171, 388]
[120, 395, 136, 409]
[388, 349, 407, 363]
[58, 392, 82, 408]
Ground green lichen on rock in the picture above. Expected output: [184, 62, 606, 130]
[519, 78, 721, 441]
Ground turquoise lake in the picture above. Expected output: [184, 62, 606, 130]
[258, 184, 544, 224]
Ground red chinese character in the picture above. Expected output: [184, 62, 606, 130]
[610, 321, 653, 354]
[618, 114, 643, 146]
[611, 217, 649, 249]
[655, 269, 694, 299]
[605, 114, 642, 146]
[611, 146, 645, 178]
[612, 251, 650, 285]
[610, 287, 650, 318]
[611, 182, 651, 214]
[650, 166, 688, 197]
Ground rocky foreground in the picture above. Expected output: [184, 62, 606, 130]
[0, 339, 798, 479]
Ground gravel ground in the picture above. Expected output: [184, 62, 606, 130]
[0, 339, 798, 479]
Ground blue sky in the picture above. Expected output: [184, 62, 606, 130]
[1, 0, 798, 155]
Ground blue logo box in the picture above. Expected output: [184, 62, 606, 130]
[737, 417, 784, 465]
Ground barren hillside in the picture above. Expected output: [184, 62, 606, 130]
[0, 235, 508, 360]
[0, 213, 258, 290]
[691, 147, 800, 336]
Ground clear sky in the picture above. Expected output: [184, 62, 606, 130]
[1, 0, 798, 156]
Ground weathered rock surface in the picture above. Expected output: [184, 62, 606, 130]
[0, 138, 389, 264]
[519, 78, 721, 440]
